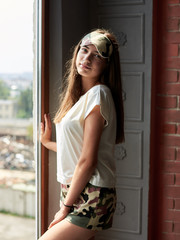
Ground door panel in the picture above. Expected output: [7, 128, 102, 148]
[115, 130, 143, 178]
[122, 72, 144, 122]
[113, 186, 142, 234]
[99, 14, 144, 63]
[89, 1, 153, 239]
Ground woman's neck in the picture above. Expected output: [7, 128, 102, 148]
[81, 77, 100, 94]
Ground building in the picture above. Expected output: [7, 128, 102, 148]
[0, 118, 32, 137]
[0, 100, 16, 119]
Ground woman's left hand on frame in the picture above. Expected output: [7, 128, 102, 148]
[48, 206, 70, 229]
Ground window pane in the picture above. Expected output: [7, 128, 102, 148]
[0, 0, 36, 239]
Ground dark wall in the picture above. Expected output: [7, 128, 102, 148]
[48, 0, 92, 224]
[61, 0, 90, 68]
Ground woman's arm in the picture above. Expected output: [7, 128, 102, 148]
[49, 105, 104, 228]
[64, 105, 104, 205]
[40, 113, 57, 152]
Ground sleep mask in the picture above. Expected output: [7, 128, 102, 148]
[80, 32, 113, 58]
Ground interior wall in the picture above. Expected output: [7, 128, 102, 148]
[48, 0, 90, 224]
[61, 0, 90, 70]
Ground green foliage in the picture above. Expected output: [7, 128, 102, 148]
[0, 210, 35, 219]
[0, 80, 10, 99]
[16, 88, 33, 119]
[27, 124, 33, 141]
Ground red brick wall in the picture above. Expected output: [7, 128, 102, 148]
[149, 0, 180, 239]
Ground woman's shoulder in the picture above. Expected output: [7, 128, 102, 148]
[88, 84, 111, 96]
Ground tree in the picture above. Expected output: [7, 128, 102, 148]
[0, 80, 10, 99]
[16, 88, 33, 118]
[27, 124, 33, 141]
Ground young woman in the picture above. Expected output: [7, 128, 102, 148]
[39, 29, 124, 240]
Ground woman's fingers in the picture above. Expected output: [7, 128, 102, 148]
[48, 220, 56, 229]
[48, 216, 63, 229]
[40, 123, 44, 134]
[54, 210, 60, 219]
[47, 114, 52, 129]
[48, 209, 68, 229]
[49, 220, 58, 229]
[40, 113, 53, 147]
[44, 114, 48, 127]
[44, 113, 52, 130]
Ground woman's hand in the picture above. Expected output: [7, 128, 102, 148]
[40, 114, 57, 152]
[48, 206, 70, 229]
[40, 114, 52, 147]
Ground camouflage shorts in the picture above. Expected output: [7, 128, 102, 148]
[60, 183, 116, 231]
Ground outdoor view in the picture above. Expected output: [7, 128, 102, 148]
[0, 0, 36, 239]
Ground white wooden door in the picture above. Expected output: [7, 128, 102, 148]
[89, 1, 153, 239]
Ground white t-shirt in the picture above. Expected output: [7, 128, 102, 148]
[55, 84, 117, 188]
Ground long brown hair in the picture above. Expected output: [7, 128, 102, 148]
[54, 28, 124, 143]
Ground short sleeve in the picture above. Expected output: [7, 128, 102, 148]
[84, 87, 110, 127]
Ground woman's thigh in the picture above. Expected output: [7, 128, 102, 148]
[39, 219, 96, 240]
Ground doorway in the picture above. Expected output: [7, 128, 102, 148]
[42, 1, 153, 239]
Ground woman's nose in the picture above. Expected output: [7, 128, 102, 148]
[84, 53, 92, 62]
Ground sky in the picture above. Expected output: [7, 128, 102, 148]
[0, 0, 34, 73]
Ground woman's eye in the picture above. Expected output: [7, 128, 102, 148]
[95, 54, 101, 59]
[81, 47, 88, 53]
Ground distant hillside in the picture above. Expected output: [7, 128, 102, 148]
[0, 72, 33, 81]
[0, 72, 33, 90]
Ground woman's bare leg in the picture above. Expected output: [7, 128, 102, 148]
[39, 219, 96, 240]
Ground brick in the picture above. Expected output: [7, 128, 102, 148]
[167, 18, 179, 31]
[177, 149, 180, 161]
[178, 97, 180, 108]
[168, 5, 180, 17]
[165, 198, 175, 209]
[168, 0, 179, 3]
[177, 125, 180, 134]
[160, 147, 176, 160]
[176, 173, 180, 185]
[163, 71, 178, 83]
[166, 44, 179, 57]
[162, 221, 173, 233]
[175, 235, 180, 240]
[162, 161, 180, 173]
[165, 58, 180, 69]
[157, 96, 177, 108]
[163, 173, 175, 185]
[158, 109, 180, 123]
[163, 209, 180, 221]
[164, 186, 180, 197]
[158, 83, 180, 95]
[162, 136, 180, 147]
[166, 32, 180, 43]
[162, 233, 180, 240]
[163, 124, 176, 134]
[175, 199, 180, 209]
[174, 222, 180, 233]
[162, 198, 175, 213]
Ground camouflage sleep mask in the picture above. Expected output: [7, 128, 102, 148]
[80, 32, 113, 58]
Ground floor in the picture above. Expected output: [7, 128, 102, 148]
[0, 213, 35, 240]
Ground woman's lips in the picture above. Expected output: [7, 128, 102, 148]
[80, 63, 91, 69]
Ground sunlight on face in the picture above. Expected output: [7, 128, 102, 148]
[76, 44, 107, 81]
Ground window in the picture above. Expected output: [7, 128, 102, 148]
[0, 0, 36, 239]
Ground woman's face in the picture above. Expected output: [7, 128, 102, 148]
[76, 44, 107, 81]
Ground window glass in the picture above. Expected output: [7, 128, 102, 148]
[0, 0, 36, 239]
